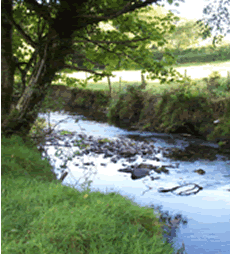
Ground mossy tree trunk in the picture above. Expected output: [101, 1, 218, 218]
[1, 0, 15, 124]
[1, 40, 72, 136]
[1, 12, 74, 137]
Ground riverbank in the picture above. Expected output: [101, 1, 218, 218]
[2, 134, 185, 254]
[42, 69, 230, 153]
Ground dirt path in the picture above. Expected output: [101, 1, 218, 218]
[66, 61, 230, 83]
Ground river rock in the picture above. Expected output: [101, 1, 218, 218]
[110, 156, 120, 163]
[118, 162, 171, 180]
[137, 163, 158, 170]
[118, 167, 150, 180]
[154, 166, 169, 174]
[131, 168, 151, 180]
[119, 147, 137, 157]
[103, 150, 114, 158]
[194, 169, 206, 175]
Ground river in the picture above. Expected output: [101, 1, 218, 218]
[38, 110, 230, 254]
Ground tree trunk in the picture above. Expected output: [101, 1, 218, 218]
[1, 40, 69, 137]
[1, 1, 77, 137]
[1, 0, 15, 124]
[1, 5, 75, 137]
[1, 57, 56, 137]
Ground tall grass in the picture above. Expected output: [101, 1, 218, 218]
[2, 135, 180, 254]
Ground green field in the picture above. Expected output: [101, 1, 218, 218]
[52, 61, 229, 104]
[56, 60, 230, 94]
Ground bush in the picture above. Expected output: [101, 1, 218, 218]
[108, 83, 145, 126]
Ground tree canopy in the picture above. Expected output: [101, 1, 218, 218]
[162, 18, 207, 50]
[1, 0, 225, 136]
[10, 0, 184, 84]
[197, 0, 230, 45]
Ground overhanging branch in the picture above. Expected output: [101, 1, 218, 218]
[76, 0, 159, 22]
[2, 8, 37, 48]
[24, 0, 54, 27]
[63, 64, 108, 77]
[74, 36, 150, 46]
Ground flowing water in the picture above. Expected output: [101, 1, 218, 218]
[39, 110, 230, 254]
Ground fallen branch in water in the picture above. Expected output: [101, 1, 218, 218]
[158, 183, 203, 196]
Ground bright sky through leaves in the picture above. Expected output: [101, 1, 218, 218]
[160, 0, 230, 45]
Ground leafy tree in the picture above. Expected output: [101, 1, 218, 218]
[2, 0, 187, 137]
[5, 0, 226, 137]
[197, 0, 230, 46]
[161, 18, 207, 50]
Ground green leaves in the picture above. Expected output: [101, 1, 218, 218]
[11, 0, 188, 92]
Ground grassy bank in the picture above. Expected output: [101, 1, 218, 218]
[2, 135, 180, 254]
[107, 74, 230, 144]
[47, 61, 230, 145]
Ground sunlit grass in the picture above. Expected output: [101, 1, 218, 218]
[60, 59, 230, 74]
[54, 60, 230, 94]
[1, 135, 177, 254]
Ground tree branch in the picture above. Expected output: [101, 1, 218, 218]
[72, 53, 104, 66]
[2, 8, 37, 48]
[76, 0, 159, 22]
[74, 37, 150, 46]
[38, 19, 47, 40]
[63, 64, 108, 77]
[24, 0, 54, 27]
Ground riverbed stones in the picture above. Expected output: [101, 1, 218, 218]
[43, 130, 174, 181]
[119, 147, 137, 157]
[118, 162, 172, 180]
[43, 130, 158, 161]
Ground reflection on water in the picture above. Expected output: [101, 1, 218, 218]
[39, 111, 230, 254]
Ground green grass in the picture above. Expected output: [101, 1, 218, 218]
[1, 135, 179, 254]
[52, 60, 230, 95]
[60, 59, 229, 74]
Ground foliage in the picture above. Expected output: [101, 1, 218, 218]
[53, 73, 88, 88]
[209, 118, 230, 140]
[151, 43, 230, 65]
[199, 0, 230, 45]
[162, 19, 205, 50]
[108, 83, 145, 126]
[10, 0, 186, 90]
[60, 130, 73, 135]
[39, 86, 67, 113]
[2, 0, 229, 137]
[98, 138, 112, 143]
[3, 0, 196, 136]
[202, 71, 230, 96]
[207, 98, 230, 140]
[154, 84, 213, 131]
[28, 117, 47, 137]
[209, 70, 222, 80]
